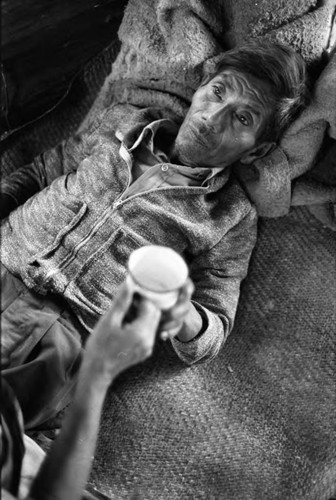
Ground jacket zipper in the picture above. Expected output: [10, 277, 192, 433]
[45, 148, 210, 277]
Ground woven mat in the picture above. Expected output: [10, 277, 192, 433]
[87, 206, 336, 500]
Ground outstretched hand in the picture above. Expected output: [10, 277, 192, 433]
[29, 281, 161, 500]
[82, 281, 161, 386]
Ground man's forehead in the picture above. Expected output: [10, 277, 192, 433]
[211, 69, 273, 107]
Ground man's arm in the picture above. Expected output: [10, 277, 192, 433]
[170, 206, 258, 365]
[29, 282, 161, 500]
[291, 177, 336, 206]
[0, 127, 94, 219]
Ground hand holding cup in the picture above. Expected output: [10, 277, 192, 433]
[83, 280, 161, 385]
[127, 245, 194, 340]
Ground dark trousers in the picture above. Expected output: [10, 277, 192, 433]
[1, 264, 86, 430]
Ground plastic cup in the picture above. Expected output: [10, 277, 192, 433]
[127, 245, 189, 310]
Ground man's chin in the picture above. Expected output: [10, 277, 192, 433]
[173, 148, 202, 168]
[171, 139, 206, 168]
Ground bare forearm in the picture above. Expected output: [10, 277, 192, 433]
[30, 373, 111, 500]
[30, 283, 161, 500]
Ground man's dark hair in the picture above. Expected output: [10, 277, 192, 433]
[203, 41, 310, 142]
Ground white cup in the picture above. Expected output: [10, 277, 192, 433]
[127, 245, 189, 310]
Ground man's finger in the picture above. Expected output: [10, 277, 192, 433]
[160, 325, 181, 340]
[106, 281, 134, 326]
[160, 299, 191, 326]
[133, 297, 161, 332]
[177, 278, 194, 303]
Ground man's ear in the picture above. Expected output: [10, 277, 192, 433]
[240, 142, 276, 165]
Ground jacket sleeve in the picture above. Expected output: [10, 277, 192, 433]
[0, 130, 92, 219]
[170, 205, 258, 365]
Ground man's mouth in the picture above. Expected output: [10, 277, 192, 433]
[186, 122, 216, 150]
[191, 115, 221, 135]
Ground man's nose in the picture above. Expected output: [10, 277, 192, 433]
[202, 104, 230, 132]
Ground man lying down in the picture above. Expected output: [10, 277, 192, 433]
[0, 41, 309, 427]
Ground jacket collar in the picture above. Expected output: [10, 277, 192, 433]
[116, 117, 231, 191]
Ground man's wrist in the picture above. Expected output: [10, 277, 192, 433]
[79, 357, 119, 393]
[176, 304, 204, 343]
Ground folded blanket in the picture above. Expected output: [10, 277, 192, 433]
[83, 0, 334, 118]
[81, 0, 336, 228]
[234, 49, 336, 222]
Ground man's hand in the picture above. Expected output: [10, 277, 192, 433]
[82, 281, 161, 387]
[30, 281, 161, 500]
[159, 279, 203, 342]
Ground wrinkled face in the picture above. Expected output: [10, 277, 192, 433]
[172, 69, 274, 168]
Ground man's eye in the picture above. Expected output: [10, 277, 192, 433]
[235, 113, 250, 126]
[212, 86, 222, 100]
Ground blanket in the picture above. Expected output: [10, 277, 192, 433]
[83, 0, 335, 119]
[234, 49, 336, 224]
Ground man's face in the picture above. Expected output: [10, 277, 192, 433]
[172, 69, 274, 168]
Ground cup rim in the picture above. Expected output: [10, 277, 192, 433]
[129, 270, 187, 294]
[127, 245, 189, 293]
